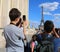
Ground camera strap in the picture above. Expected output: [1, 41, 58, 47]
[10, 23, 16, 25]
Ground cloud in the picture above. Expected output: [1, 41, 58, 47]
[29, 20, 40, 28]
[54, 14, 60, 17]
[54, 17, 60, 22]
[52, 14, 60, 28]
[30, 20, 39, 25]
[54, 18, 60, 28]
[43, 12, 52, 15]
[53, 14, 60, 22]
[39, 2, 59, 11]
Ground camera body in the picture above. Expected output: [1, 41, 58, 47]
[23, 15, 26, 21]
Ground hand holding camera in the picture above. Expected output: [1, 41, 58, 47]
[53, 28, 60, 38]
[23, 15, 28, 28]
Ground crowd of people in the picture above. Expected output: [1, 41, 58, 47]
[3, 8, 60, 52]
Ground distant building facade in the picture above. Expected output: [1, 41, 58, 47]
[0, 0, 29, 28]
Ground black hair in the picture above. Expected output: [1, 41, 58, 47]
[55, 28, 59, 34]
[16, 18, 22, 26]
[44, 20, 54, 33]
[9, 8, 21, 21]
[32, 35, 37, 41]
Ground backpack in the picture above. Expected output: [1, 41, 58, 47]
[37, 34, 54, 52]
[40, 41, 54, 52]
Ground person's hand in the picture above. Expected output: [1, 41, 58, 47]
[23, 20, 28, 35]
[23, 20, 28, 27]
[53, 28, 60, 38]
[53, 28, 56, 33]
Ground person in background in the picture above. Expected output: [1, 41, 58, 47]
[37, 20, 59, 52]
[53, 29, 60, 52]
[30, 35, 38, 52]
[4, 8, 25, 52]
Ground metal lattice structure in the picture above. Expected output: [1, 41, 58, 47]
[39, 6, 44, 30]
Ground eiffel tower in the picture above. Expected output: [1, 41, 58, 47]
[39, 6, 44, 30]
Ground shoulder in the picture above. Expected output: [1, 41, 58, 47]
[4, 25, 20, 32]
[31, 42, 35, 46]
[4, 25, 10, 31]
[37, 34, 42, 38]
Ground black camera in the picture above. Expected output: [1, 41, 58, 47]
[23, 15, 26, 21]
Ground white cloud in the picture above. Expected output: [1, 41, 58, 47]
[54, 14, 60, 17]
[43, 12, 52, 15]
[30, 20, 39, 25]
[54, 17, 60, 22]
[39, 2, 59, 11]
[52, 15, 60, 28]
[29, 20, 40, 28]
[53, 14, 60, 22]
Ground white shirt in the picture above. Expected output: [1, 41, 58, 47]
[4, 24, 25, 52]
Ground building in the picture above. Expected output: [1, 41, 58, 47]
[0, 0, 29, 28]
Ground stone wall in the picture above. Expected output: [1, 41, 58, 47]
[0, 0, 29, 28]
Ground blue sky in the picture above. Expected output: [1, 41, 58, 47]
[29, 0, 60, 28]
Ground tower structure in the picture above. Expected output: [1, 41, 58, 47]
[39, 6, 44, 30]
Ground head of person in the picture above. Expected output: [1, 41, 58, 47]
[9, 8, 21, 24]
[32, 35, 37, 41]
[44, 20, 54, 33]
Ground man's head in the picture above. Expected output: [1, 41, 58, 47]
[9, 8, 21, 23]
[44, 20, 54, 33]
